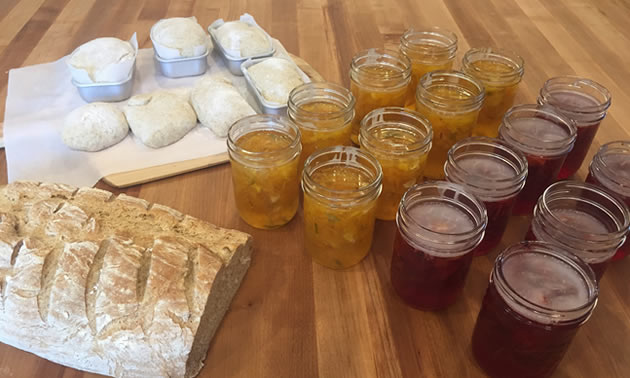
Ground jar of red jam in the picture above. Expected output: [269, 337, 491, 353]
[445, 137, 527, 255]
[472, 241, 598, 378]
[498, 104, 577, 215]
[527, 180, 630, 281]
[538, 76, 611, 179]
[587, 141, 630, 261]
[391, 181, 487, 310]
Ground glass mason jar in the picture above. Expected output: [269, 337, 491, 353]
[538, 76, 612, 179]
[349, 48, 411, 145]
[498, 104, 577, 215]
[390, 181, 487, 310]
[526, 180, 630, 281]
[472, 241, 598, 378]
[399, 27, 458, 107]
[462, 47, 525, 138]
[288, 82, 355, 171]
[587, 141, 630, 261]
[415, 70, 485, 179]
[302, 146, 383, 269]
[445, 137, 528, 255]
[227, 114, 302, 229]
[359, 107, 433, 220]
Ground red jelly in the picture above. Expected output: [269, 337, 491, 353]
[498, 104, 576, 215]
[586, 141, 630, 261]
[538, 76, 611, 179]
[445, 137, 527, 255]
[390, 181, 487, 310]
[472, 241, 598, 378]
[528, 180, 630, 281]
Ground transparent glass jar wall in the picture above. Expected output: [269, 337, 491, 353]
[227, 114, 302, 229]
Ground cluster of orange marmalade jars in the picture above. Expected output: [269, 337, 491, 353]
[224, 24, 625, 378]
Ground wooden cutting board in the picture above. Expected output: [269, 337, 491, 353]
[102, 54, 324, 188]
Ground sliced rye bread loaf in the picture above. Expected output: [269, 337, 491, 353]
[0, 181, 252, 377]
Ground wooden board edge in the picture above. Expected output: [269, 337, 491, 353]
[102, 153, 229, 188]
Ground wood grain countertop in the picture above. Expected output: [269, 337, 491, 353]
[1, 0, 630, 377]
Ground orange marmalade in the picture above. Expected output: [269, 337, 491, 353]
[228, 115, 301, 229]
[415, 71, 485, 179]
[462, 48, 524, 138]
[400, 27, 458, 108]
[349, 49, 411, 145]
[288, 83, 355, 171]
[302, 147, 382, 269]
[360, 107, 433, 220]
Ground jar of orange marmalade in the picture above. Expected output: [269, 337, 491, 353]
[359, 107, 433, 220]
[349, 48, 411, 145]
[302, 146, 383, 269]
[400, 27, 458, 107]
[288, 82, 355, 170]
[462, 48, 524, 138]
[227, 115, 302, 229]
[415, 70, 485, 179]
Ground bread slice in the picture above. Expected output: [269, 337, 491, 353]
[0, 181, 252, 378]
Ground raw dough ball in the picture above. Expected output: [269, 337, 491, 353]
[124, 91, 197, 148]
[191, 76, 256, 137]
[62, 102, 129, 152]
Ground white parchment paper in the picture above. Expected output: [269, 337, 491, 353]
[4, 40, 290, 187]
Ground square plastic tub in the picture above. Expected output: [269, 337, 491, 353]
[208, 19, 275, 76]
[154, 49, 209, 78]
[241, 57, 311, 115]
[71, 70, 134, 103]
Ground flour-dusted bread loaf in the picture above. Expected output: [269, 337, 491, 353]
[151, 17, 209, 59]
[0, 181, 253, 378]
[247, 57, 306, 105]
[191, 76, 256, 137]
[124, 91, 197, 148]
[62, 103, 129, 152]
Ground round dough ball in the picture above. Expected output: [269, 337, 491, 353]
[62, 103, 129, 152]
[151, 17, 208, 58]
[124, 91, 197, 148]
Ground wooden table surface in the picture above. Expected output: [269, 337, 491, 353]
[1, 0, 630, 377]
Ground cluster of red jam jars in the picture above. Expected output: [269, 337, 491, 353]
[587, 141, 630, 260]
[390, 181, 487, 310]
[538, 76, 611, 179]
[526, 180, 630, 281]
[498, 104, 577, 215]
[445, 137, 528, 255]
[472, 241, 598, 378]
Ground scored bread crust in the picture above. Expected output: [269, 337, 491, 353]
[0, 181, 253, 378]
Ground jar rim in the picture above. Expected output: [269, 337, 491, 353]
[350, 48, 412, 86]
[590, 140, 630, 195]
[461, 47, 524, 85]
[400, 27, 458, 61]
[302, 146, 383, 202]
[538, 76, 611, 116]
[537, 180, 630, 241]
[359, 107, 433, 154]
[445, 136, 528, 200]
[494, 241, 598, 324]
[396, 181, 487, 257]
[287, 82, 356, 126]
[416, 70, 486, 112]
[227, 114, 302, 165]
[499, 104, 577, 156]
